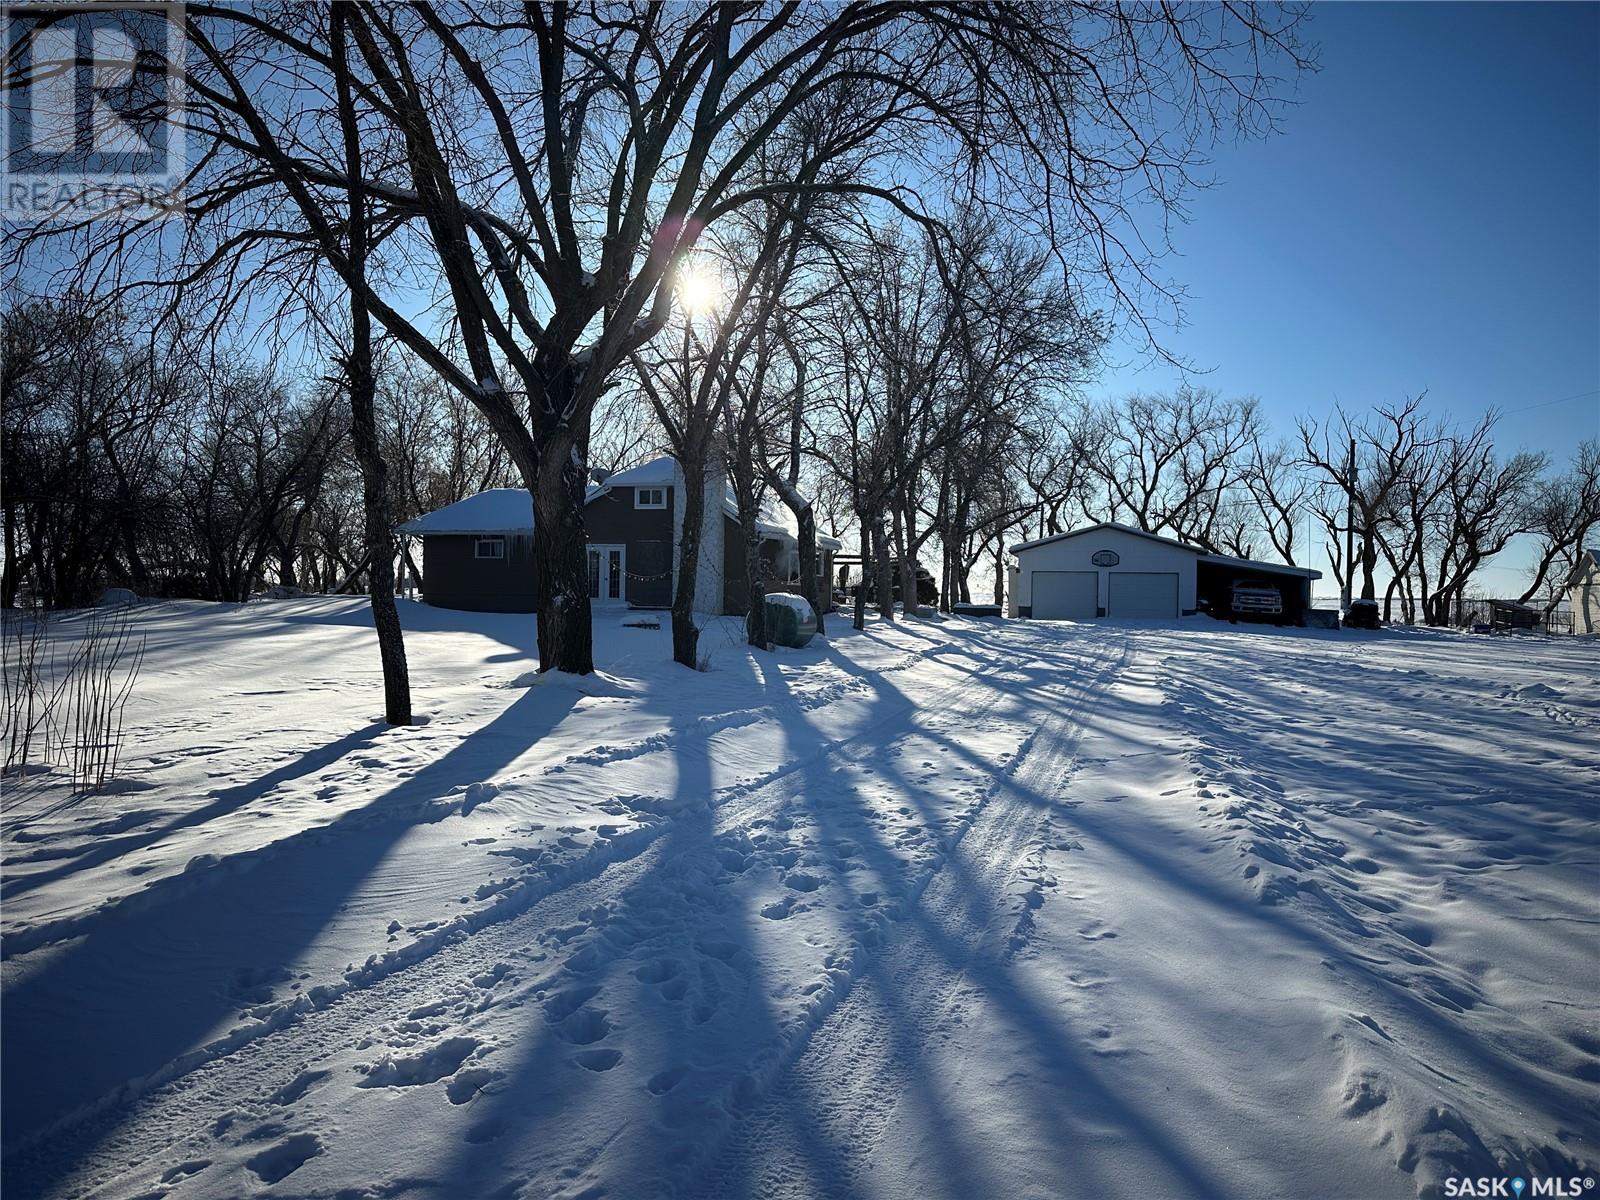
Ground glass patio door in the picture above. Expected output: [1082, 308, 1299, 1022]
[587, 545, 625, 603]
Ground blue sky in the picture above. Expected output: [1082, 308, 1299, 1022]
[1092, 1, 1599, 587]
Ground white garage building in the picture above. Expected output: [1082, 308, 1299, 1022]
[1009, 522, 1320, 623]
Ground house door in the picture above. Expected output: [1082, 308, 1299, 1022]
[587, 545, 625, 604]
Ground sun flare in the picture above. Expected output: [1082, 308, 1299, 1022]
[676, 260, 723, 315]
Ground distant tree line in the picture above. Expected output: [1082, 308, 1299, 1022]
[6, 288, 1592, 634]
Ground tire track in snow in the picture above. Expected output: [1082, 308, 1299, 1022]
[4, 636, 1028, 1200]
[692, 633, 1130, 1199]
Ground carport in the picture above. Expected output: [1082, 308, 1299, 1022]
[1195, 554, 1317, 624]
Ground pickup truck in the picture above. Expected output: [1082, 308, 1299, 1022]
[1230, 579, 1283, 620]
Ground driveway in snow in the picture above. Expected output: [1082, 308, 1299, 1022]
[2, 601, 1596, 1200]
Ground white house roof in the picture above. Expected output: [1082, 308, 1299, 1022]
[399, 489, 533, 534]
[1010, 521, 1319, 579]
[597, 455, 678, 488]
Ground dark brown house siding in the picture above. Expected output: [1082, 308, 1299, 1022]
[420, 533, 537, 612]
[415, 482, 834, 617]
[720, 515, 836, 615]
[585, 485, 675, 608]
[721, 515, 787, 616]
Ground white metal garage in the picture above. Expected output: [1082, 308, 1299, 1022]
[1107, 571, 1179, 619]
[1007, 522, 1321, 625]
[1031, 570, 1098, 620]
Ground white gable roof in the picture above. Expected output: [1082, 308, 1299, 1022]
[399, 489, 533, 534]
[1010, 521, 1319, 579]
[1010, 521, 1193, 556]
[597, 455, 678, 488]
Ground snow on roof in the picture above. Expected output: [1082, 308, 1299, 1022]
[1009, 521, 1194, 556]
[399, 489, 533, 534]
[1009, 521, 1319, 579]
[404, 456, 841, 550]
[597, 455, 678, 488]
[1195, 552, 1321, 580]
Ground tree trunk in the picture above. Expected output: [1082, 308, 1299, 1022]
[667, 449, 709, 669]
[350, 363, 411, 724]
[531, 430, 595, 675]
[2, 505, 17, 608]
[742, 512, 766, 649]
[1359, 527, 1379, 600]
[728, 445, 767, 650]
[854, 518, 868, 632]
[873, 519, 894, 623]
[897, 507, 918, 618]
[768, 473, 823, 637]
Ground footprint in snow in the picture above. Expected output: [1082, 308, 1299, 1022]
[355, 1036, 482, 1088]
[557, 1008, 612, 1046]
[647, 1065, 689, 1095]
[245, 1133, 323, 1185]
[760, 896, 797, 920]
[572, 1048, 623, 1072]
[162, 1159, 211, 1183]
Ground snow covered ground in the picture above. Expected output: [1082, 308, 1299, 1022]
[2, 599, 1596, 1200]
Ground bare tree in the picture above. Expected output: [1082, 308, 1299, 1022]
[6, 2, 1310, 675]
[331, 4, 409, 724]
[1518, 440, 1600, 610]
[1299, 396, 1440, 603]
[1083, 386, 1260, 548]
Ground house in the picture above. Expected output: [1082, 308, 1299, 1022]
[399, 456, 839, 616]
[1567, 548, 1599, 635]
[1008, 522, 1321, 623]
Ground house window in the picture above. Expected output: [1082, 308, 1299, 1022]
[475, 537, 506, 560]
[635, 486, 667, 509]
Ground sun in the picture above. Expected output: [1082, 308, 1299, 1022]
[676, 259, 724, 316]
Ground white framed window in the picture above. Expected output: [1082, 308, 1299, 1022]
[475, 537, 506, 560]
[635, 486, 667, 509]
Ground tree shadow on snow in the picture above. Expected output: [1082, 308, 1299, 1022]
[0, 683, 580, 1198]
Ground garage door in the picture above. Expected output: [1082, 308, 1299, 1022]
[1031, 570, 1098, 620]
[1107, 572, 1178, 619]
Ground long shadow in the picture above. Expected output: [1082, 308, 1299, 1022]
[1, 683, 580, 1198]
[703, 653, 999, 1199]
[1003, 694, 1598, 1137]
[418, 672, 800, 1198]
[693, 627, 1233, 1200]
[2, 722, 388, 902]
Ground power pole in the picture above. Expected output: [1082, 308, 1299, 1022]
[1341, 436, 1356, 612]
